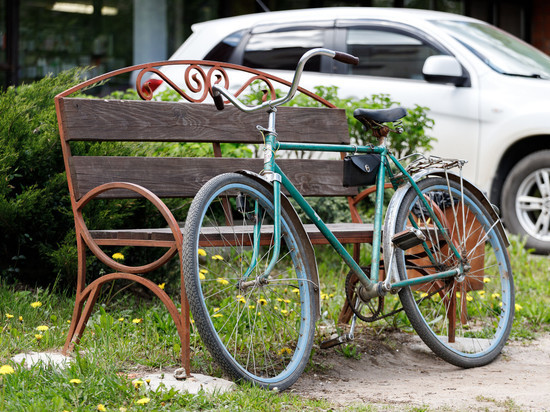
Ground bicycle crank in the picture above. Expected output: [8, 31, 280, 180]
[345, 268, 384, 322]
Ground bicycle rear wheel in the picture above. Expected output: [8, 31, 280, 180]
[394, 176, 514, 368]
[182, 173, 316, 390]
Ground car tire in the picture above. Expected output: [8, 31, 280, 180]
[501, 150, 550, 253]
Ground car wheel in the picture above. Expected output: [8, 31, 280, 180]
[501, 150, 550, 253]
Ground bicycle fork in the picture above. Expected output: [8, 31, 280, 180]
[240, 113, 283, 285]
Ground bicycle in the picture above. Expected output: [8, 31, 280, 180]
[182, 48, 515, 390]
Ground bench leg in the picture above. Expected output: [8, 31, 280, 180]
[63, 236, 88, 355]
[65, 285, 101, 353]
[178, 257, 191, 376]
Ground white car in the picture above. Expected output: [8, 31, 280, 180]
[168, 7, 550, 253]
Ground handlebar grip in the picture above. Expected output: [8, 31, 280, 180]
[212, 91, 225, 111]
[333, 51, 359, 65]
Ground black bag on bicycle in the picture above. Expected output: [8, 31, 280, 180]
[343, 154, 381, 187]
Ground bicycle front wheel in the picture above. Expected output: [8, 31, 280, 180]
[394, 176, 514, 368]
[182, 173, 316, 390]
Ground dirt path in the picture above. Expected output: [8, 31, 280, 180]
[292, 330, 550, 411]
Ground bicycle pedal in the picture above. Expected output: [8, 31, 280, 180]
[320, 333, 353, 349]
[392, 228, 426, 250]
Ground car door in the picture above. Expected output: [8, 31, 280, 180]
[328, 21, 481, 182]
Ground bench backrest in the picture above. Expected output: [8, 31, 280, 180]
[55, 61, 357, 203]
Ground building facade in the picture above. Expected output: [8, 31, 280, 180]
[1, 0, 548, 89]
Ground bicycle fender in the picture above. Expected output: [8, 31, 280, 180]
[236, 170, 321, 320]
[383, 168, 510, 282]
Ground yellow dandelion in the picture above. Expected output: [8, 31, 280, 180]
[248, 305, 255, 309]
[281, 309, 288, 315]
[276, 298, 283, 302]
[35, 334, 43, 341]
[199, 272, 206, 280]
[133, 379, 144, 388]
[36, 325, 49, 332]
[284, 299, 291, 303]
[70, 378, 82, 384]
[216, 277, 229, 285]
[158, 282, 166, 290]
[31, 301, 42, 308]
[198, 248, 207, 256]
[0, 365, 15, 375]
[6, 313, 14, 319]
[456, 292, 461, 298]
[145, 379, 150, 384]
[483, 277, 491, 283]
[238, 297, 246, 304]
[18, 316, 23, 322]
[329, 293, 335, 298]
[212, 313, 223, 318]
[478, 290, 485, 297]
[118, 318, 124, 322]
[97, 404, 107, 412]
[492, 293, 501, 299]
[466, 295, 473, 302]
[257, 298, 267, 305]
[214, 307, 220, 312]
[321, 293, 328, 300]
[132, 318, 142, 324]
[274, 306, 279, 310]
[200, 269, 208, 274]
[421, 292, 429, 298]
[112, 252, 125, 261]
[212, 254, 224, 260]
[515, 303, 523, 311]
[292, 288, 300, 294]
[136, 397, 150, 405]
[278, 347, 292, 355]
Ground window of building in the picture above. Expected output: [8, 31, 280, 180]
[17, 1, 132, 87]
[346, 28, 442, 79]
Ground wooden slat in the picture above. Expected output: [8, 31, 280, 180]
[70, 156, 358, 199]
[90, 223, 374, 246]
[59, 98, 350, 145]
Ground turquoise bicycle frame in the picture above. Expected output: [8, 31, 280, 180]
[252, 122, 463, 296]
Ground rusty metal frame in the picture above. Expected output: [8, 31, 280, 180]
[54, 59, 355, 377]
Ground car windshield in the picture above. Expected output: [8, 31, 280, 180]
[432, 20, 550, 79]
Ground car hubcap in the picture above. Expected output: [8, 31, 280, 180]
[515, 168, 550, 241]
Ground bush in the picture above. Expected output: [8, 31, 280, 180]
[0, 70, 87, 285]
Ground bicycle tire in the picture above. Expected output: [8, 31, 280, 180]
[394, 176, 514, 368]
[182, 173, 316, 390]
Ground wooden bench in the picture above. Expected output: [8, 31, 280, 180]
[55, 60, 378, 376]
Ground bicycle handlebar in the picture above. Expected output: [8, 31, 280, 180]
[211, 48, 358, 112]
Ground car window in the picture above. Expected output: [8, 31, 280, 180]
[242, 29, 325, 71]
[346, 29, 442, 79]
[204, 29, 247, 62]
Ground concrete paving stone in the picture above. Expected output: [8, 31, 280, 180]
[12, 352, 73, 369]
[141, 371, 236, 395]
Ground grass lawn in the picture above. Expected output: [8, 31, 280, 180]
[0, 236, 548, 411]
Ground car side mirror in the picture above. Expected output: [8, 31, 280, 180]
[423, 55, 468, 87]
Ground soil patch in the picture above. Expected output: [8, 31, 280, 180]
[292, 329, 550, 411]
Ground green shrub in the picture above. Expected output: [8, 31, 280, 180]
[0, 70, 85, 285]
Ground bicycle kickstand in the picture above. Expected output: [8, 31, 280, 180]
[320, 313, 358, 349]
